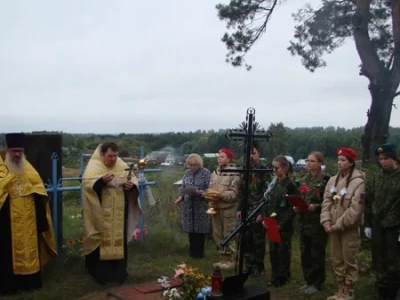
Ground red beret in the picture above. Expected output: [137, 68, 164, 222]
[336, 147, 357, 161]
[219, 148, 234, 160]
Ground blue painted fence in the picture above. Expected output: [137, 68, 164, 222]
[45, 146, 162, 251]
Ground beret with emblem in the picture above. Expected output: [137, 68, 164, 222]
[375, 143, 397, 156]
[219, 148, 234, 160]
[336, 147, 357, 161]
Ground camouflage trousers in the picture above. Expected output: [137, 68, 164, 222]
[242, 222, 266, 271]
[269, 231, 293, 283]
[372, 222, 400, 298]
[300, 227, 328, 289]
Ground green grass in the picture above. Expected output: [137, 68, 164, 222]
[3, 169, 376, 300]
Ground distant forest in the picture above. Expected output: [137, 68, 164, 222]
[1, 123, 400, 162]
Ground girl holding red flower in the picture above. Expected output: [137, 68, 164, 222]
[293, 151, 329, 295]
[262, 155, 300, 288]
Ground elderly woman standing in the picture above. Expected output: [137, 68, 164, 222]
[321, 148, 365, 300]
[175, 154, 211, 259]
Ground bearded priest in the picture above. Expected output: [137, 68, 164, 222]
[81, 141, 142, 286]
[0, 133, 57, 295]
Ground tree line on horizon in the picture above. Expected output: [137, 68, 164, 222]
[1, 123, 400, 162]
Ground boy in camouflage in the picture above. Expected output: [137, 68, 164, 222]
[236, 142, 270, 278]
[364, 143, 400, 300]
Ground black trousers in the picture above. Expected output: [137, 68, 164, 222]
[189, 233, 206, 258]
[269, 232, 293, 284]
[300, 232, 327, 289]
[372, 222, 400, 299]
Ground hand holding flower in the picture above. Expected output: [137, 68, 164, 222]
[308, 204, 316, 212]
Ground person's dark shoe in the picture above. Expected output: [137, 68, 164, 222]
[266, 281, 276, 287]
[303, 285, 319, 294]
[299, 284, 309, 290]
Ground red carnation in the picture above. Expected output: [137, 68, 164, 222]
[300, 185, 309, 194]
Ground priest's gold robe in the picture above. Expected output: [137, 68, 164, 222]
[81, 145, 142, 285]
[0, 154, 57, 294]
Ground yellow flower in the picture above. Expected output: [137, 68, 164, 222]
[333, 195, 341, 201]
[270, 212, 277, 217]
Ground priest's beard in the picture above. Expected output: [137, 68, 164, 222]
[4, 152, 26, 175]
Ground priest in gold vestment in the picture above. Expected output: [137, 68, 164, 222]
[0, 133, 57, 295]
[81, 141, 142, 285]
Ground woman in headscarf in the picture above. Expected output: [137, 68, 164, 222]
[320, 148, 365, 300]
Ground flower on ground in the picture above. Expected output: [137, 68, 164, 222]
[158, 276, 171, 288]
[163, 288, 181, 299]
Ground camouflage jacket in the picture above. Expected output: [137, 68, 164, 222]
[365, 167, 400, 228]
[262, 176, 299, 233]
[237, 163, 271, 219]
[296, 172, 329, 235]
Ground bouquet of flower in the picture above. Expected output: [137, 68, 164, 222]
[159, 264, 211, 300]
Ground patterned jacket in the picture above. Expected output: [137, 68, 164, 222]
[179, 168, 211, 234]
[237, 163, 271, 220]
[296, 172, 329, 235]
[263, 176, 299, 233]
[365, 167, 400, 228]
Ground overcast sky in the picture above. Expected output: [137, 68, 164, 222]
[1, 0, 399, 134]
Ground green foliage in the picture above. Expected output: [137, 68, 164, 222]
[3, 125, 400, 171]
[202, 157, 218, 172]
[216, 0, 393, 71]
[216, 0, 282, 70]
[288, 0, 392, 72]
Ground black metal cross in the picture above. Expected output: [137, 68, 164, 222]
[218, 107, 274, 276]
[125, 163, 136, 181]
